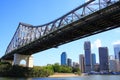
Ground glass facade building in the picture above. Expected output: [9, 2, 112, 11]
[91, 53, 96, 71]
[67, 58, 72, 67]
[114, 44, 120, 61]
[118, 52, 120, 61]
[84, 41, 92, 72]
[99, 47, 109, 72]
[61, 52, 67, 65]
[92, 53, 96, 65]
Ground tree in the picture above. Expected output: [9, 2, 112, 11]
[52, 63, 61, 72]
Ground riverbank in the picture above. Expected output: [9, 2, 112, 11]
[0, 62, 81, 77]
[49, 73, 80, 77]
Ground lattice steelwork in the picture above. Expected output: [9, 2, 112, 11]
[5, 0, 118, 55]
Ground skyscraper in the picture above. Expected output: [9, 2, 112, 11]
[61, 52, 67, 65]
[118, 52, 120, 61]
[67, 58, 72, 67]
[99, 47, 109, 72]
[79, 54, 85, 73]
[84, 41, 92, 72]
[114, 44, 120, 61]
[91, 53, 96, 71]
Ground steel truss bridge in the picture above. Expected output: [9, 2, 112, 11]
[1, 0, 120, 60]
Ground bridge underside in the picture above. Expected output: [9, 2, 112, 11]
[2, 1, 120, 60]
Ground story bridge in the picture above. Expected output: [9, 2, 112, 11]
[1, 0, 120, 67]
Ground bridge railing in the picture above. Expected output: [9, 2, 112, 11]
[5, 0, 119, 55]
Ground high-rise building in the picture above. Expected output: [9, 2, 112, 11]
[61, 52, 67, 65]
[91, 53, 96, 71]
[99, 47, 109, 72]
[114, 44, 120, 61]
[73, 62, 79, 68]
[118, 52, 120, 61]
[67, 58, 72, 67]
[73, 62, 76, 68]
[109, 59, 117, 72]
[84, 41, 92, 72]
[116, 60, 120, 72]
[79, 54, 85, 73]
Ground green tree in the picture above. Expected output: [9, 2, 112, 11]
[60, 66, 72, 73]
[52, 63, 61, 72]
[72, 67, 81, 75]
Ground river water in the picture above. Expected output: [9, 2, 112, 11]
[0, 75, 120, 80]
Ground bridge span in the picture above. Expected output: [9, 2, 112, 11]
[1, 0, 120, 67]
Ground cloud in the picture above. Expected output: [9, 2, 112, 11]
[112, 40, 120, 45]
[91, 39, 102, 49]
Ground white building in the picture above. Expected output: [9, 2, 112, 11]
[79, 54, 85, 73]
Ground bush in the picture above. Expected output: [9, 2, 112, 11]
[0, 63, 81, 77]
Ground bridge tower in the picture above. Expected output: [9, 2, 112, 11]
[13, 54, 33, 68]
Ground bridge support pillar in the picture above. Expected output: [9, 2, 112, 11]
[13, 54, 33, 68]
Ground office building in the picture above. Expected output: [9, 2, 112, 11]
[99, 47, 109, 72]
[67, 58, 72, 67]
[118, 51, 120, 61]
[84, 41, 92, 72]
[73, 62, 79, 68]
[116, 60, 120, 72]
[114, 44, 120, 61]
[61, 52, 67, 65]
[109, 59, 117, 72]
[94, 63, 100, 72]
[79, 54, 85, 73]
[91, 53, 96, 71]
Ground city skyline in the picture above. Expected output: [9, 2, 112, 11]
[60, 42, 120, 72]
[0, 0, 120, 66]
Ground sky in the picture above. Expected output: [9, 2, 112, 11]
[0, 0, 120, 66]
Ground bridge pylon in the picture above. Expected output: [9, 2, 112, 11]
[13, 54, 33, 68]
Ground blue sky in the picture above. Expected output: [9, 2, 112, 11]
[0, 0, 120, 66]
